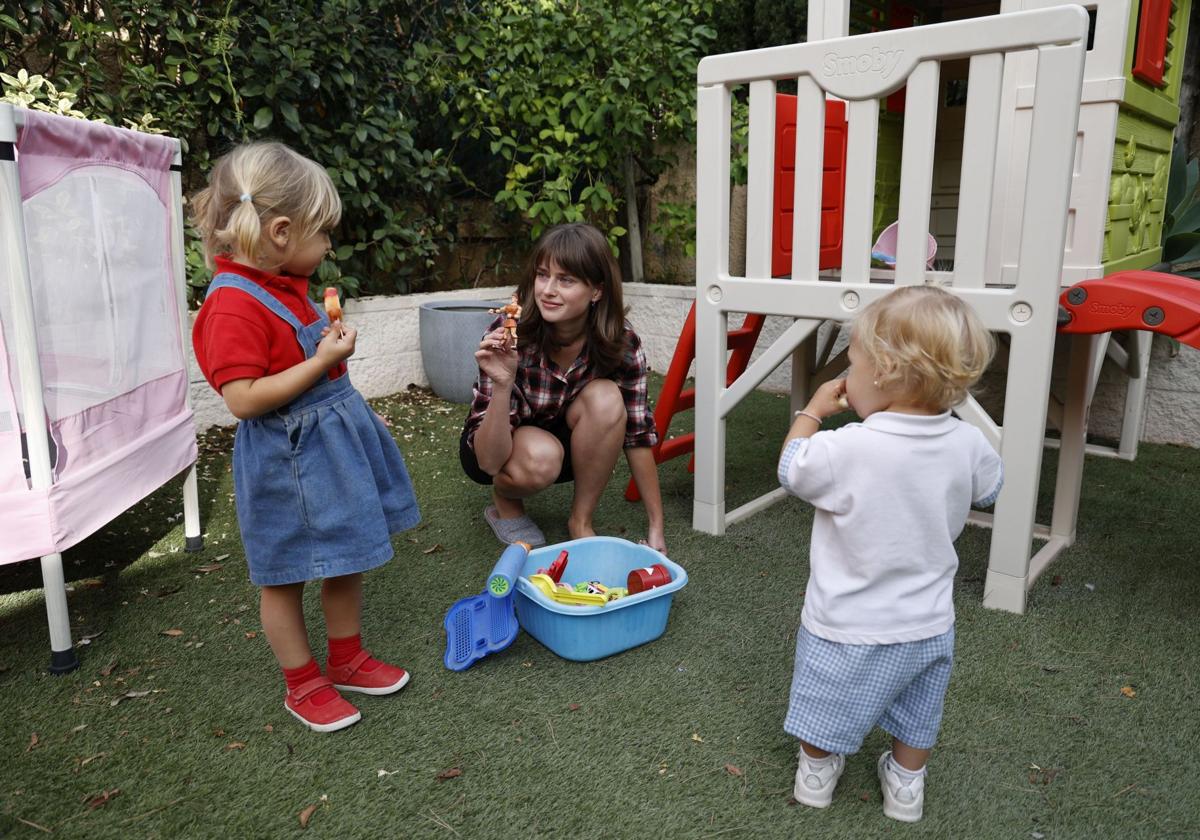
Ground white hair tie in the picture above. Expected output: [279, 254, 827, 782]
[239, 192, 253, 203]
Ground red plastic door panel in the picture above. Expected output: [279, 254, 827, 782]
[771, 94, 847, 276]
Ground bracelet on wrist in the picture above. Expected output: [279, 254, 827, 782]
[793, 409, 822, 426]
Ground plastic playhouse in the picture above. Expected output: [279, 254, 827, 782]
[678, 0, 1195, 615]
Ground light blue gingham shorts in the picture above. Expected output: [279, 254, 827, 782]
[784, 625, 954, 754]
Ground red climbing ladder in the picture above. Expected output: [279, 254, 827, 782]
[626, 95, 848, 501]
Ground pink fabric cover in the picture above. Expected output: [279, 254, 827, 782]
[16, 109, 175, 206]
[0, 410, 196, 564]
[0, 110, 196, 565]
[50, 370, 189, 480]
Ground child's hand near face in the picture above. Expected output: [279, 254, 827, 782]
[317, 322, 357, 365]
[804, 378, 848, 421]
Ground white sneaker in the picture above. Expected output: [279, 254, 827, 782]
[793, 749, 845, 808]
[877, 751, 925, 822]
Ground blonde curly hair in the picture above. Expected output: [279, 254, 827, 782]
[190, 141, 340, 269]
[852, 285, 995, 411]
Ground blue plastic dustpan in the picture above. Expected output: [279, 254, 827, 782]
[443, 543, 529, 670]
[443, 591, 519, 670]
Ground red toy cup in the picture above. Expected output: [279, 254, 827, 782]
[627, 563, 671, 594]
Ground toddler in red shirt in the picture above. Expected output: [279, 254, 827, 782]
[191, 142, 421, 732]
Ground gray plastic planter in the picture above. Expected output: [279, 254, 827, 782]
[419, 299, 507, 404]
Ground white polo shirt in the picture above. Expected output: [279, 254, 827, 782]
[778, 412, 1003, 645]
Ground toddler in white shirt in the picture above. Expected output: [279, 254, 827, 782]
[777, 285, 1002, 822]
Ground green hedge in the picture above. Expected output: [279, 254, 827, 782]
[3, 0, 455, 301]
[2, 0, 784, 299]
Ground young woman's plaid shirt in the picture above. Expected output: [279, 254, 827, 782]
[463, 318, 659, 450]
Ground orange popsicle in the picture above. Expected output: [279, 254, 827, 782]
[323, 287, 342, 322]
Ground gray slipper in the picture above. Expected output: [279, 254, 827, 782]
[483, 504, 547, 548]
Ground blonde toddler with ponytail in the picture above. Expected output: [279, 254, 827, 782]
[191, 142, 421, 734]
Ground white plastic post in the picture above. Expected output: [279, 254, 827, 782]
[983, 41, 1087, 612]
[0, 103, 78, 673]
[168, 140, 203, 552]
[692, 82, 732, 535]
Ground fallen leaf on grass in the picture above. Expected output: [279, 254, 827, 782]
[213, 554, 230, 562]
[153, 585, 182, 598]
[435, 767, 462, 782]
[568, 703, 581, 712]
[160, 628, 184, 637]
[1027, 764, 1059, 785]
[72, 753, 108, 773]
[377, 769, 398, 777]
[110, 690, 151, 707]
[724, 763, 743, 777]
[194, 563, 224, 574]
[71, 724, 88, 734]
[1120, 685, 1137, 698]
[77, 632, 104, 646]
[690, 733, 703, 743]
[15, 817, 51, 833]
[298, 795, 328, 828]
[98, 659, 118, 677]
[225, 741, 247, 751]
[244, 632, 258, 639]
[85, 788, 120, 809]
[422, 544, 443, 555]
[264, 725, 273, 733]
[26, 733, 39, 752]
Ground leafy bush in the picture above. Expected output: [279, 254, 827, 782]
[1164, 137, 1200, 279]
[419, 0, 716, 245]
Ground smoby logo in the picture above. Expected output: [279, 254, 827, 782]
[822, 48, 905, 81]
[1089, 301, 1135, 318]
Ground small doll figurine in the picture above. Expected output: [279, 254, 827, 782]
[490, 293, 522, 345]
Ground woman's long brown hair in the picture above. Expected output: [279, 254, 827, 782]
[515, 223, 629, 377]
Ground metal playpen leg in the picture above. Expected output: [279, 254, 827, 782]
[182, 463, 204, 553]
[41, 552, 78, 674]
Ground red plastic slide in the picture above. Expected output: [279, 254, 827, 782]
[1057, 271, 1200, 349]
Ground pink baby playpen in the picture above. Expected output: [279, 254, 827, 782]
[0, 104, 201, 673]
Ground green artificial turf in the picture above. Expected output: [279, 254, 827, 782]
[1, 382, 1198, 838]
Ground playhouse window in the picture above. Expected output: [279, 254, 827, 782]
[1132, 0, 1170, 87]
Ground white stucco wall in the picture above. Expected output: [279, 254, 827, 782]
[188, 286, 516, 431]
[190, 282, 1200, 449]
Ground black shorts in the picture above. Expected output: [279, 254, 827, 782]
[459, 418, 575, 486]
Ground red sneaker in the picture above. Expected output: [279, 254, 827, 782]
[284, 676, 361, 732]
[327, 649, 411, 696]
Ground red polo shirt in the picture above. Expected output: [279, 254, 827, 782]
[192, 257, 346, 393]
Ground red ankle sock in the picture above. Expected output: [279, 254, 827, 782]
[282, 659, 337, 704]
[328, 634, 380, 672]
[327, 634, 363, 668]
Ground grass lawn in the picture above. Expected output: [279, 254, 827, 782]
[1, 381, 1198, 838]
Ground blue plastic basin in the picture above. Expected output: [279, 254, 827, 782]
[514, 536, 688, 662]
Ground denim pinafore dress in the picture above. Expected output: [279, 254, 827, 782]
[209, 274, 421, 586]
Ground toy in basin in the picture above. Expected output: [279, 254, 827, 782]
[443, 541, 528, 670]
[515, 537, 687, 662]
